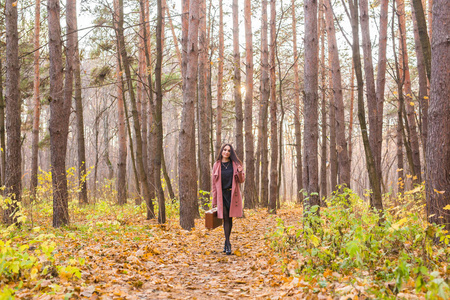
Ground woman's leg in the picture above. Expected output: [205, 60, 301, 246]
[223, 207, 233, 247]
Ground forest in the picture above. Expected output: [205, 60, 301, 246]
[0, 0, 449, 298]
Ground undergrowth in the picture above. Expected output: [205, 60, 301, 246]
[268, 185, 450, 299]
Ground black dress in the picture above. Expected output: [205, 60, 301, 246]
[221, 161, 234, 213]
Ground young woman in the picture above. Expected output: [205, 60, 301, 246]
[211, 144, 245, 255]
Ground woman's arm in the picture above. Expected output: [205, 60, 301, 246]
[236, 164, 245, 183]
[211, 162, 217, 207]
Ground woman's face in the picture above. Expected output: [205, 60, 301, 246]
[222, 146, 231, 160]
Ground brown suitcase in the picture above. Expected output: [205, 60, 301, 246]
[205, 208, 222, 230]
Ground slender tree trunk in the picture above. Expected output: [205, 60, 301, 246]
[155, 0, 166, 223]
[268, 0, 277, 214]
[319, 0, 328, 200]
[397, 0, 422, 183]
[179, 0, 200, 230]
[166, 5, 182, 67]
[375, 0, 388, 185]
[161, 150, 175, 199]
[259, 0, 270, 208]
[324, 0, 350, 188]
[411, 0, 431, 80]
[3, 0, 21, 224]
[397, 100, 405, 194]
[303, 0, 320, 211]
[411, 0, 428, 157]
[426, 0, 450, 231]
[198, 0, 210, 210]
[232, 0, 244, 159]
[73, 0, 88, 205]
[215, 0, 224, 156]
[348, 62, 354, 174]
[30, 0, 41, 199]
[329, 64, 337, 193]
[244, 0, 257, 209]
[0, 56, 5, 188]
[118, 0, 154, 219]
[349, 0, 383, 211]
[292, 0, 304, 204]
[48, 0, 70, 227]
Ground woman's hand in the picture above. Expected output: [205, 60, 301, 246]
[237, 165, 243, 173]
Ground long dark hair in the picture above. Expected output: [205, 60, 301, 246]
[216, 144, 242, 165]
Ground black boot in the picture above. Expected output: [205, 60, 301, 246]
[223, 241, 226, 253]
[226, 241, 232, 255]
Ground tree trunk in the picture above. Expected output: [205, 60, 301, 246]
[215, 0, 224, 156]
[397, 0, 422, 184]
[411, 0, 431, 80]
[0, 56, 5, 188]
[198, 0, 210, 210]
[48, 0, 70, 227]
[426, 0, 450, 231]
[375, 0, 388, 185]
[73, 0, 88, 205]
[161, 150, 175, 199]
[259, 0, 270, 208]
[179, 0, 200, 230]
[324, 0, 351, 188]
[319, 0, 328, 200]
[166, 5, 182, 67]
[3, 0, 21, 224]
[397, 100, 405, 194]
[244, 0, 257, 209]
[233, 0, 244, 159]
[117, 0, 154, 219]
[292, 0, 304, 204]
[348, 63, 354, 175]
[30, 0, 41, 199]
[411, 0, 428, 158]
[303, 0, 320, 211]
[349, 0, 383, 211]
[155, 0, 166, 223]
[268, 0, 277, 214]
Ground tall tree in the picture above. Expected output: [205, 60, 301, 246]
[268, 0, 277, 213]
[215, 0, 224, 156]
[3, 0, 21, 224]
[303, 0, 320, 211]
[411, 0, 431, 80]
[30, 0, 41, 199]
[233, 0, 244, 159]
[397, 0, 422, 183]
[348, 0, 383, 211]
[72, 0, 88, 205]
[179, 0, 200, 230]
[0, 56, 4, 187]
[426, 0, 450, 231]
[155, 0, 166, 223]
[258, 0, 270, 207]
[243, 0, 257, 209]
[324, 0, 350, 188]
[117, 0, 154, 219]
[48, 0, 70, 227]
[319, 0, 328, 200]
[198, 0, 210, 210]
[292, 0, 304, 204]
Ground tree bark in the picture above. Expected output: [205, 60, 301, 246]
[324, 0, 351, 188]
[72, 0, 88, 205]
[48, 0, 70, 227]
[268, 0, 277, 214]
[303, 0, 320, 211]
[3, 0, 22, 224]
[117, 0, 154, 219]
[397, 0, 422, 184]
[215, 0, 224, 157]
[166, 5, 182, 68]
[349, 0, 383, 211]
[0, 56, 5, 188]
[179, 0, 200, 230]
[319, 0, 328, 200]
[233, 0, 244, 159]
[426, 0, 450, 231]
[259, 0, 270, 208]
[292, 0, 304, 204]
[244, 0, 257, 209]
[411, 0, 431, 80]
[30, 0, 41, 199]
[411, 0, 428, 157]
[155, 0, 166, 223]
[198, 0, 210, 210]
[348, 62, 354, 175]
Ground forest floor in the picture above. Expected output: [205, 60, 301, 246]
[12, 207, 311, 299]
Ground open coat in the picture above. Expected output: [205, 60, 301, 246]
[211, 160, 245, 218]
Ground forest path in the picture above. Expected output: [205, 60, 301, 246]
[64, 208, 303, 299]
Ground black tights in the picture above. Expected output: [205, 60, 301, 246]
[223, 206, 233, 245]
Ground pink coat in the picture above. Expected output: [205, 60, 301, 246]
[211, 160, 245, 218]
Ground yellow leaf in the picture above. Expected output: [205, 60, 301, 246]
[409, 102, 415, 106]
[406, 174, 412, 179]
[443, 205, 450, 210]
[397, 168, 403, 172]
[434, 189, 445, 194]
[391, 217, 408, 231]
[424, 96, 429, 99]
[12, 2, 17, 7]
[323, 269, 333, 278]
[405, 186, 421, 195]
